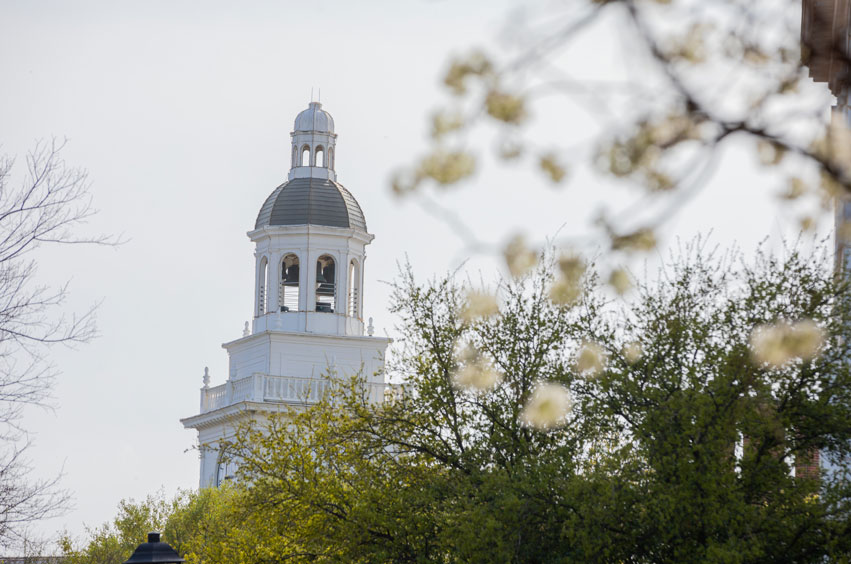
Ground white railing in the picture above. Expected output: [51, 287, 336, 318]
[203, 383, 228, 412]
[200, 373, 391, 413]
[264, 375, 330, 403]
[232, 375, 254, 403]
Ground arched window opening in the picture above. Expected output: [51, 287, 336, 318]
[328, 147, 334, 170]
[315, 255, 336, 313]
[315, 145, 325, 167]
[257, 257, 268, 317]
[291, 145, 298, 168]
[301, 145, 311, 166]
[215, 446, 238, 487]
[280, 254, 300, 312]
[348, 260, 359, 317]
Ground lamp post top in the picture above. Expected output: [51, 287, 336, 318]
[123, 532, 185, 564]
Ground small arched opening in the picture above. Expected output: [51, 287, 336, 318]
[314, 145, 325, 167]
[257, 256, 268, 317]
[348, 259, 359, 317]
[280, 254, 300, 312]
[315, 255, 336, 313]
[301, 145, 311, 166]
[215, 446, 238, 487]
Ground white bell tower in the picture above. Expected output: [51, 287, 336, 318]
[182, 101, 390, 488]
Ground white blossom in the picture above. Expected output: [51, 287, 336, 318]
[576, 341, 607, 377]
[521, 382, 573, 430]
[623, 341, 643, 364]
[503, 234, 537, 278]
[750, 319, 824, 367]
[460, 290, 499, 322]
[608, 268, 633, 295]
[452, 345, 502, 392]
[453, 362, 503, 392]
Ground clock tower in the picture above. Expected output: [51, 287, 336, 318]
[181, 101, 390, 487]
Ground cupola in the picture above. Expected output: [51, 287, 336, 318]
[248, 101, 373, 337]
[289, 101, 337, 182]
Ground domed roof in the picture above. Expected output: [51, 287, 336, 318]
[255, 177, 367, 232]
[294, 101, 335, 133]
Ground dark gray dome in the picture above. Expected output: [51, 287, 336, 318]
[255, 177, 367, 232]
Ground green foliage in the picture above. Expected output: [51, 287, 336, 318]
[70, 245, 851, 562]
[221, 246, 851, 563]
[60, 491, 174, 564]
[59, 487, 242, 564]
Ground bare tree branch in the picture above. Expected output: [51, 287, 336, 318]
[0, 140, 111, 550]
[398, 0, 851, 271]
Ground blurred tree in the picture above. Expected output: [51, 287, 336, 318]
[393, 0, 851, 279]
[0, 140, 108, 550]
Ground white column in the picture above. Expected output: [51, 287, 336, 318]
[335, 251, 347, 315]
[268, 251, 282, 313]
[254, 255, 263, 317]
[359, 253, 367, 319]
[342, 251, 353, 318]
[253, 373, 265, 402]
[305, 249, 316, 312]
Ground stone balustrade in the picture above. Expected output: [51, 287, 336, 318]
[200, 373, 389, 413]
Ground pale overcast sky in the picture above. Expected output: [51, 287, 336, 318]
[0, 0, 834, 546]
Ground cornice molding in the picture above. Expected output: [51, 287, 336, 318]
[222, 329, 392, 350]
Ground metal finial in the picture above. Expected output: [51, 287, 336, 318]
[203, 367, 210, 388]
[243, 321, 250, 337]
[367, 317, 375, 336]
